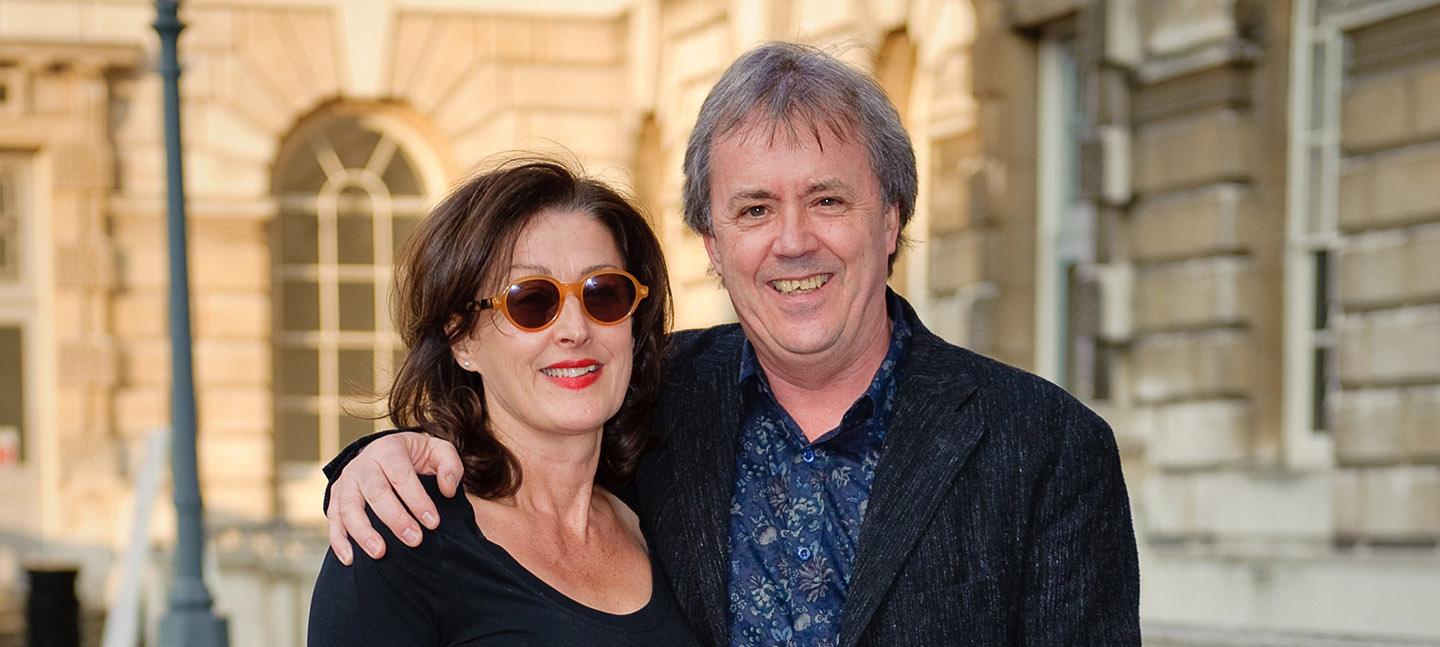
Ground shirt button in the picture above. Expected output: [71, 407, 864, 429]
[801, 449, 816, 463]
[796, 547, 812, 561]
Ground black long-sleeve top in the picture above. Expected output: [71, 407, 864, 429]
[307, 477, 701, 646]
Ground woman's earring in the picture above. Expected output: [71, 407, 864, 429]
[462, 360, 471, 368]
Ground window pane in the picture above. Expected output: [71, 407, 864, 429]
[1308, 147, 1327, 233]
[1310, 40, 1328, 128]
[280, 212, 319, 264]
[335, 210, 374, 266]
[278, 346, 319, 396]
[325, 119, 381, 170]
[1312, 347, 1330, 433]
[338, 348, 374, 394]
[278, 148, 328, 193]
[1313, 250, 1331, 330]
[277, 410, 320, 462]
[0, 326, 22, 463]
[383, 149, 423, 196]
[338, 282, 375, 331]
[282, 280, 320, 331]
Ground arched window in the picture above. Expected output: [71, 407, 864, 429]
[272, 111, 436, 466]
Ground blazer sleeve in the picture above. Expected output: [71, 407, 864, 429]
[307, 499, 450, 646]
[1021, 397, 1141, 645]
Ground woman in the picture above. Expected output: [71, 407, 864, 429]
[308, 159, 699, 645]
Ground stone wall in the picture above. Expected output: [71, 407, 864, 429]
[1332, 3, 1440, 544]
[0, 39, 140, 569]
[1123, 0, 1440, 640]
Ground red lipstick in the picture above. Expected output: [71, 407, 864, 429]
[541, 359, 603, 390]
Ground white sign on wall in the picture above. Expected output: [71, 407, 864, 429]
[0, 425, 18, 466]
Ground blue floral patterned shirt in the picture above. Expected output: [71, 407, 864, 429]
[725, 293, 912, 647]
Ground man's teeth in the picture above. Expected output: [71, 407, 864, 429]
[771, 274, 831, 294]
[541, 365, 600, 378]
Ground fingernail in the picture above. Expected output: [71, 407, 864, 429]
[402, 528, 421, 545]
[421, 512, 438, 528]
[340, 548, 353, 565]
[367, 539, 383, 557]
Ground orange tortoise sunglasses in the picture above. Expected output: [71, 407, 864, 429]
[472, 269, 650, 332]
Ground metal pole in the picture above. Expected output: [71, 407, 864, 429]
[153, 1, 229, 645]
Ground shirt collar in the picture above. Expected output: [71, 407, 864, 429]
[738, 290, 912, 397]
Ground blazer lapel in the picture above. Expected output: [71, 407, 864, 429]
[666, 340, 743, 645]
[838, 330, 985, 647]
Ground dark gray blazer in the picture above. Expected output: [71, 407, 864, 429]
[634, 296, 1140, 646]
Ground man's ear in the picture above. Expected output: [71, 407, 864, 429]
[702, 233, 723, 277]
[883, 203, 900, 256]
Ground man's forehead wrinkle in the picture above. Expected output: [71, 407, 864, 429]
[717, 103, 859, 150]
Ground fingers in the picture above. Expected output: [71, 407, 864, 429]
[421, 436, 465, 498]
[326, 482, 355, 565]
[336, 475, 388, 561]
[382, 455, 440, 532]
[355, 454, 424, 549]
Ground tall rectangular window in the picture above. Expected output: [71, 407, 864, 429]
[1037, 30, 1106, 399]
[0, 155, 29, 466]
[1284, 0, 1347, 467]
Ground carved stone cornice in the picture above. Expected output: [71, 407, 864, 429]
[0, 41, 143, 73]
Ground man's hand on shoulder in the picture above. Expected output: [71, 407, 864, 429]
[325, 431, 464, 565]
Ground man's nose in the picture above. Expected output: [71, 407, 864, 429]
[773, 209, 818, 257]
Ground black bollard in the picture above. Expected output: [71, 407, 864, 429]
[25, 565, 79, 647]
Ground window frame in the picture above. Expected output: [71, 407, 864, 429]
[0, 153, 36, 468]
[271, 110, 439, 474]
[1282, 0, 1440, 468]
[1035, 24, 1105, 398]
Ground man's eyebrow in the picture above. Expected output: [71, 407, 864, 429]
[726, 188, 778, 208]
[804, 178, 851, 195]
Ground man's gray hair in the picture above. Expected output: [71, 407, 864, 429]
[681, 41, 918, 250]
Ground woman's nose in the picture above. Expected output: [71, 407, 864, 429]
[551, 294, 592, 344]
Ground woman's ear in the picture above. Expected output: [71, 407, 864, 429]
[453, 346, 475, 370]
[447, 315, 476, 372]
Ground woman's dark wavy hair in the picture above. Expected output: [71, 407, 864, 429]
[386, 158, 671, 499]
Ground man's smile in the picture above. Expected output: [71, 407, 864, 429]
[768, 273, 832, 295]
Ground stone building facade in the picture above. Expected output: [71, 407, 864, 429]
[0, 0, 1436, 645]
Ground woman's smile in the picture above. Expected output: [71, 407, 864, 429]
[541, 359, 604, 390]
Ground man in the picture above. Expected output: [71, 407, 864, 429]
[322, 42, 1140, 646]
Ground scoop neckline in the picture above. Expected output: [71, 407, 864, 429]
[459, 497, 670, 631]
